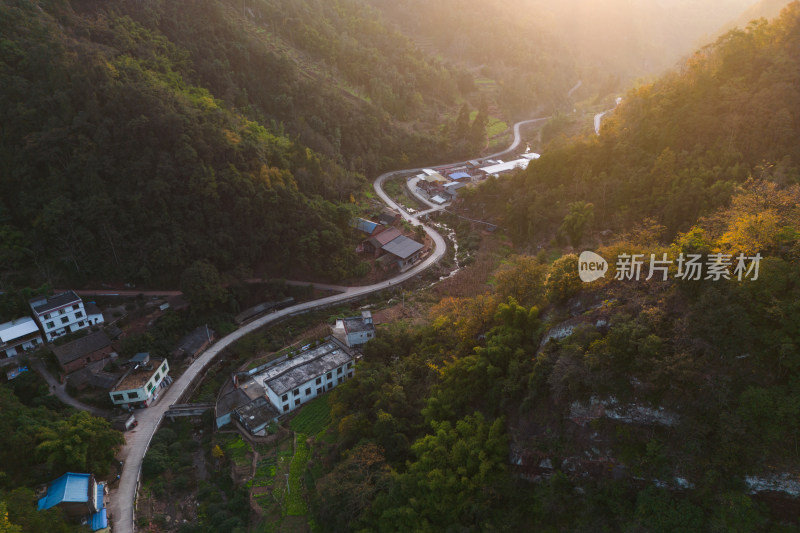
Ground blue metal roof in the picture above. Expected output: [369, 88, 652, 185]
[89, 508, 107, 531]
[37, 473, 91, 510]
[351, 218, 379, 234]
[449, 172, 471, 180]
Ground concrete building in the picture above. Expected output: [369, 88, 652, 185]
[52, 331, 114, 374]
[29, 291, 104, 342]
[0, 316, 44, 358]
[109, 358, 171, 408]
[256, 338, 355, 414]
[333, 311, 375, 348]
[37, 472, 107, 531]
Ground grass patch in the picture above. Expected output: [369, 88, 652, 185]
[224, 435, 251, 467]
[286, 436, 310, 516]
[289, 396, 331, 436]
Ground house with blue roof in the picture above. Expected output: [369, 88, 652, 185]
[350, 217, 382, 236]
[38, 472, 107, 531]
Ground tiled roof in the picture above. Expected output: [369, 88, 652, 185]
[52, 332, 112, 365]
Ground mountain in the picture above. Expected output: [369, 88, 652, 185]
[0, 0, 470, 287]
[721, 0, 794, 33]
[308, 5, 800, 531]
[462, 1, 800, 247]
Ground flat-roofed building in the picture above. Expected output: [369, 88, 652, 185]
[333, 311, 375, 348]
[0, 316, 43, 358]
[109, 358, 171, 408]
[255, 338, 355, 414]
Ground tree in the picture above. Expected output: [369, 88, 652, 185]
[180, 260, 227, 310]
[36, 411, 124, 476]
[558, 201, 594, 247]
[0, 501, 22, 533]
[313, 443, 392, 532]
[545, 254, 582, 303]
[374, 412, 508, 531]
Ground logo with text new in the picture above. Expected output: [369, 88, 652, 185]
[578, 251, 608, 282]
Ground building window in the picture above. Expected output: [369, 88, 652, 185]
[327, 383, 332, 390]
[61, 316, 69, 324]
[77, 321, 85, 327]
[315, 377, 321, 385]
[154, 371, 160, 381]
[337, 367, 343, 375]
[316, 387, 323, 395]
[46, 322, 54, 329]
[281, 393, 288, 402]
[113, 393, 124, 401]
[72, 304, 80, 310]
[283, 404, 289, 412]
[305, 387, 311, 395]
[326, 372, 332, 380]
[59, 309, 65, 315]
[75, 311, 83, 318]
[293, 388, 299, 396]
[347, 362, 353, 368]
[338, 377, 343, 384]
[127, 392, 138, 399]
[43, 313, 51, 320]
[294, 398, 300, 406]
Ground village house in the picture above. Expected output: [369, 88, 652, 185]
[333, 311, 375, 348]
[29, 291, 104, 342]
[51, 331, 114, 374]
[0, 316, 44, 358]
[172, 325, 215, 359]
[258, 337, 355, 415]
[351, 217, 384, 236]
[37, 472, 107, 531]
[378, 207, 400, 226]
[109, 357, 171, 408]
[364, 227, 402, 257]
[380, 234, 424, 271]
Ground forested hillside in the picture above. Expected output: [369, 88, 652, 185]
[0, 0, 468, 288]
[305, 6, 800, 531]
[462, 2, 800, 247]
[313, 181, 800, 529]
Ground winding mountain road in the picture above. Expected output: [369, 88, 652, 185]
[108, 117, 543, 533]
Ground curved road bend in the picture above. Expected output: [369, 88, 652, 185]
[109, 117, 541, 533]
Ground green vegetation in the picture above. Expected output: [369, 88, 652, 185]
[286, 436, 310, 516]
[289, 396, 331, 436]
[0, 376, 123, 532]
[0, 0, 475, 288]
[463, 5, 800, 247]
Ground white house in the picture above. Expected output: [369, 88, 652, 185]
[109, 358, 171, 408]
[0, 316, 44, 358]
[29, 291, 104, 342]
[333, 311, 375, 348]
[256, 338, 355, 414]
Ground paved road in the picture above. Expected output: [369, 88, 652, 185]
[109, 117, 542, 533]
[30, 357, 112, 418]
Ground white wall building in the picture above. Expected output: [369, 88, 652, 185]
[109, 358, 171, 408]
[333, 311, 375, 347]
[256, 338, 355, 414]
[29, 291, 104, 342]
[0, 317, 44, 358]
